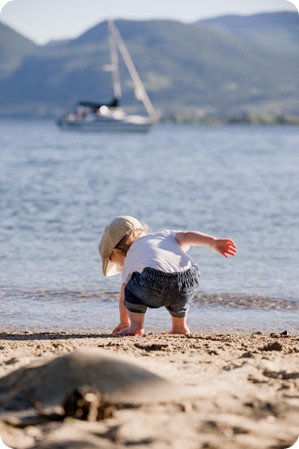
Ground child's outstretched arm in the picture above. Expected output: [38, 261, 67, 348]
[175, 231, 237, 258]
[112, 283, 130, 333]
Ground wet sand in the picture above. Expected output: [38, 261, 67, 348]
[0, 331, 298, 449]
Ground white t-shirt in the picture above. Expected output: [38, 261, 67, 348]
[122, 230, 194, 284]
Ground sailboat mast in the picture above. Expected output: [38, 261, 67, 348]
[108, 19, 122, 102]
[109, 20, 157, 120]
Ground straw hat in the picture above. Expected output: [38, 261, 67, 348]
[99, 215, 144, 276]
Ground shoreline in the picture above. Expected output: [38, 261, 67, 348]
[1, 303, 298, 335]
[1, 291, 298, 336]
[1, 331, 298, 449]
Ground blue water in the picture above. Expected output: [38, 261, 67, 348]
[1, 119, 298, 333]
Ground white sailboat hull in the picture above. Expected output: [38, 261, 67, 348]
[57, 113, 152, 133]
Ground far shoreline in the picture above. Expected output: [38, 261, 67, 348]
[1, 114, 299, 125]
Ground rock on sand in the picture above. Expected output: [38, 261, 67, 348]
[0, 348, 174, 412]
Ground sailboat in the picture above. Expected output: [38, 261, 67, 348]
[57, 19, 157, 132]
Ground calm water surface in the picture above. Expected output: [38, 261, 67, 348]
[1, 120, 298, 333]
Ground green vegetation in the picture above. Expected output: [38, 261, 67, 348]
[164, 113, 299, 125]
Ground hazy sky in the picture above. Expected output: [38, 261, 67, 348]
[0, 0, 296, 44]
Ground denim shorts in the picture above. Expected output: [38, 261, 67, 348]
[124, 265, 200, 318]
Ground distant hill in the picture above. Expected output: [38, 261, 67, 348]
[0, 22, 38, 79]
[199, 12, 299, 52]
[0, 13, 298, 120]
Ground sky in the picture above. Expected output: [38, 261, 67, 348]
[0, 0, 297, 45]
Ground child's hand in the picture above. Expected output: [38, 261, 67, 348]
[112, 322, 130, 334]
[213, 239, 237, 258]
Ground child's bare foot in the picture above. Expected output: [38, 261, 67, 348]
[168, 326, 190, 335]
[118, 311, 145, 336]
[169, 316, 190, 334]
[118, 326, 144, 336]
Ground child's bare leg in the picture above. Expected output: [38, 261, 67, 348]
[118, 311, 145, 336]
[169, 315, 190, 334]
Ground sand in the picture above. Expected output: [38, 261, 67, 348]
[0, 330, 298, 449]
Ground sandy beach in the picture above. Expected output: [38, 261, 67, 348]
[0, 330, 298, 449]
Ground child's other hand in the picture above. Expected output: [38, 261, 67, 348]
[213, 239, 237, 258]
[112, 322, 130, 334]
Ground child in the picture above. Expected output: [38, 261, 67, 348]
[99, 215, 236, 335]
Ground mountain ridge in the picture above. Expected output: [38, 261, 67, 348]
[0, 12, 298, 120]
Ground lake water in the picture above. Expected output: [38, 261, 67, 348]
[1, 119, 298, 333]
